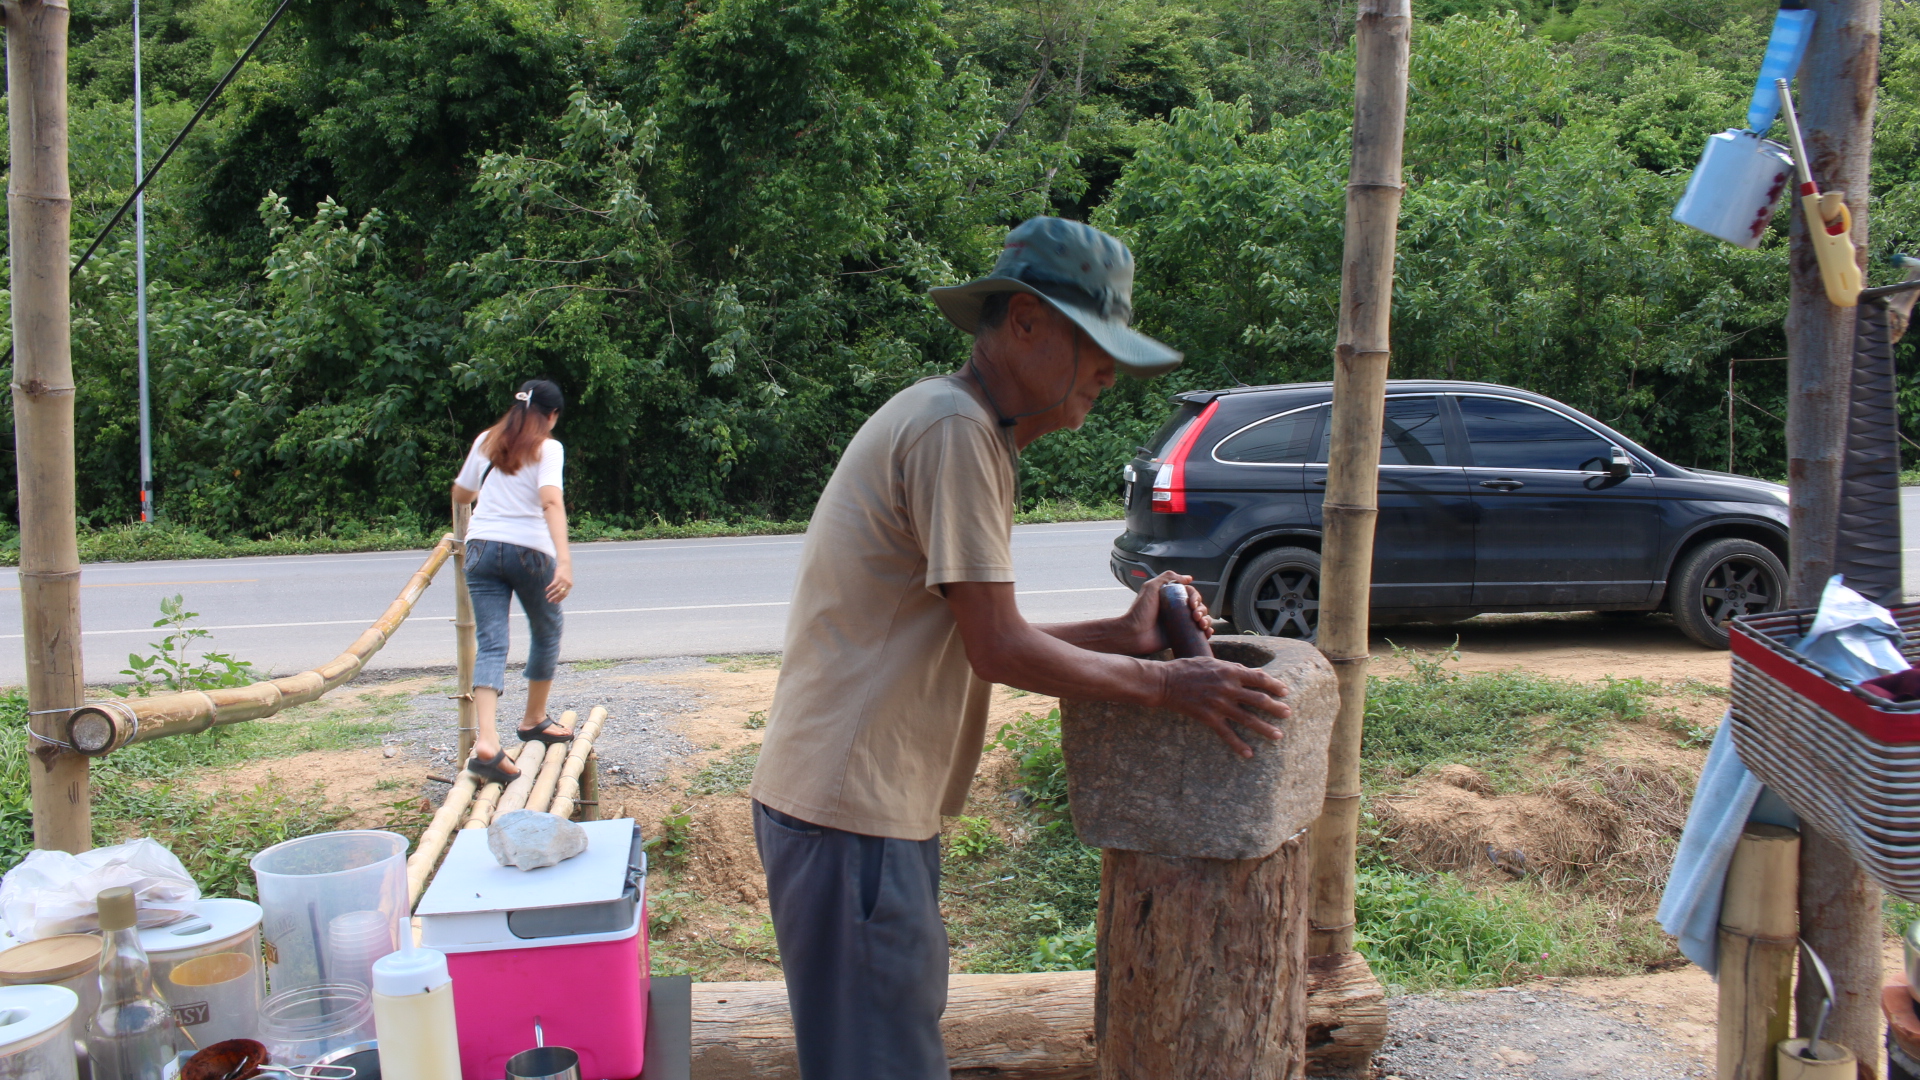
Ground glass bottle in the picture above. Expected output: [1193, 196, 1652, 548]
[85, 886, 178, 1080]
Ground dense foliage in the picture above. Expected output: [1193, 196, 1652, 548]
[7, 0, 1920, 535]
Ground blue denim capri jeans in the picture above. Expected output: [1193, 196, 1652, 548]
[465, 538, 563, 692]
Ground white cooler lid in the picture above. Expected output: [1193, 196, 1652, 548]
[418, 819, 637, 916]
[138, 898, 261, 958]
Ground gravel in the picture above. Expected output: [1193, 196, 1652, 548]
[1373, 987, 1710, 1080]
[366, 657, 707, 784]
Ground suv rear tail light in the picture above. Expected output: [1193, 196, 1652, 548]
[1151, 401, 1218, 514]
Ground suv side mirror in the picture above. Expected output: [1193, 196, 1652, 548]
[1579, 450, 1632, 483]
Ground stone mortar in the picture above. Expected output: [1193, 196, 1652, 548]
[1060, 636, 1336, 860]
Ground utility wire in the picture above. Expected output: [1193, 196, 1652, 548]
[68, 0, 296, 279]
[0, 0, 294, 372]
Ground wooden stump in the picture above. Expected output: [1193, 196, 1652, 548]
[1094, 830, 1310, 1080]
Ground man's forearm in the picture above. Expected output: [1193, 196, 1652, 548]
[1036, 616, 1145, 655]
[976, 621, 1167, 706]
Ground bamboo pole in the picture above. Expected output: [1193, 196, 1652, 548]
[406, 768, 480, 907]
[64, 535, 457, 755]
[1308, 0, 1411, 959]
[523, 709, 575, 813]
[492, 740, 547, 816]
[1787, 1, 1883, 1063]
[547, 707, 609, 819]
[452, 504, 477, 766]
[463, 744, 523, 830]
[1718, 824, 1800, 1080]
[580, 752, 600, 821]
[8, 0, 88, 853]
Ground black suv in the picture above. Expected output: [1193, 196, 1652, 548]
[1110, 380, 1791, 649]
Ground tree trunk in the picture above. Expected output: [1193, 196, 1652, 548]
[1786, 1, 1883, 1068]
[1309, 0, 1409, 962]
[1094, 832, 1309, 1080]
[6, 0, 86, 854]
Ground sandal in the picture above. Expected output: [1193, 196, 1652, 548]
[466, 747, 520, 785]
[517, 716, 575, 745]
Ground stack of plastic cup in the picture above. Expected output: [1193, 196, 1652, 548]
[326, 911, 395, 991]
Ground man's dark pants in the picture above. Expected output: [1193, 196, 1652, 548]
[752, 800, 949, 1080]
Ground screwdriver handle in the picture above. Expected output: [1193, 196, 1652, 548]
[1156, 582, 1213, 659]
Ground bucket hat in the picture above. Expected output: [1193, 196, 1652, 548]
[930, 217, 1183, 377]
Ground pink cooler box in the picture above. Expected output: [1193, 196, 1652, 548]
[418, 818, 649, 1080]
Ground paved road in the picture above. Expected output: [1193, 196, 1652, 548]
[0, 523, 1133, 685]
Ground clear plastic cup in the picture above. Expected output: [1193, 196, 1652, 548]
[257, 983, 374, 1066]
[326, 911, 394, 991]
[250, 832, 407, 994]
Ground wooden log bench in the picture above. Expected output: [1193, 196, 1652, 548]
[688, 956, 1385, 1079]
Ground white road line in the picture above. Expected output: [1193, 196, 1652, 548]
[1, 586, 1131, 639]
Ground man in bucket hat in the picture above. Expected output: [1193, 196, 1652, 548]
[749, 217, 1294, 1079]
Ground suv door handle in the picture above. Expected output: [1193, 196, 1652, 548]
[1479, 479, 1525, 491]
[1313, 478, 1329, 486]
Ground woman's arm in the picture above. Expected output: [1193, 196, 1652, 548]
[541, 485, 572, 602]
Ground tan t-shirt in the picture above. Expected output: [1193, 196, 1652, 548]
[750, 374, 1018, 840]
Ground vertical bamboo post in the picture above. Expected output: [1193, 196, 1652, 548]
[1786, 0, 1883, 1062]
[1307, 0, 1411, 960]
[7, 0, 88, 853]
[452, 502, 477, 765]
[1718, 824, 1800, 1080]
[580, 751, 599, 821]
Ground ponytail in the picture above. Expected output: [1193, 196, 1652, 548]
[480, 379, 565, 475]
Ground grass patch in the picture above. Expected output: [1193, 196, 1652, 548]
[687, 745, 761, 796]
[569, 658, 623, 672]
[1354, 867, 1670, 992]
[704, 654, 781, 673]
[3, 497, 1123, 567]
[1364, 644, 1657, 782]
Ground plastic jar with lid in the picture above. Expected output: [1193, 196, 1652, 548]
[139, 899, 264, 1046]
[257, 983, 373, 1066]
[0, 984, 79, 1080]
[0, 935, 99, 1048]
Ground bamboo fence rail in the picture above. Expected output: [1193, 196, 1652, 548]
[62, 534, 458, 756]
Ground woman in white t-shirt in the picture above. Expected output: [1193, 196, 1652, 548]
[451, 379, 575, 783]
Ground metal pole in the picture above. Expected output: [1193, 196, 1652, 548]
[131, 0, 150, 521]
[7, 0, 90, 852]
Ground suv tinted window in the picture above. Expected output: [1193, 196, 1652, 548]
[1459, 396, 1613, 470]
[1314, 396, 1448, 466]
[1145, 406, 1202, 459]
[1215, 406, 1323, 464]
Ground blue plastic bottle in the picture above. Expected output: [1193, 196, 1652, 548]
[1747, 2, 1816, 134]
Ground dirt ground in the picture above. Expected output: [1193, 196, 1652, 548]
[184, 613, 1840, 1078]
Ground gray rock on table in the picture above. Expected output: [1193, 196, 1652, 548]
[1060, 636, 1337, 860]
[488, 809, 589, 870]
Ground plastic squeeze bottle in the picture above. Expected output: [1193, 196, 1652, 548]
[371, 946, 461, 1080]
[86, 887, 180, 1080]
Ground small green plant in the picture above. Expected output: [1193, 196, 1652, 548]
[744, 710, 767, 730]
[570, 658, 621, 672]
[688, 745, 760, 796]
[1029, 922, 1097, 971]
[946, 816, 1000, 860]
[647, 805, 694, 869]
[120, 595, 259, 695]
[992, 708, 1069, 820]
[648, 888, 694, 935]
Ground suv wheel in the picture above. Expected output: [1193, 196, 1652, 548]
[1670, 538, 1786, 650]
[1229, 547, 1321, 640]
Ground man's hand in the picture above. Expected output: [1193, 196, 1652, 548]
[1152, 656, 1290, 758]
[1116, 571, 1214, 655]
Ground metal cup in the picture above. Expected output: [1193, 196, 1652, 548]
[505, 1046, 581, 1080]
[506, 1018, 581, 1080]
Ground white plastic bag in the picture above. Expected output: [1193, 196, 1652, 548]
[0, 838, 200, 942]
[1797, 574, 1912, 684]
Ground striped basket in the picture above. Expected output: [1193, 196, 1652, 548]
[1728, 606, 1920, 901]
